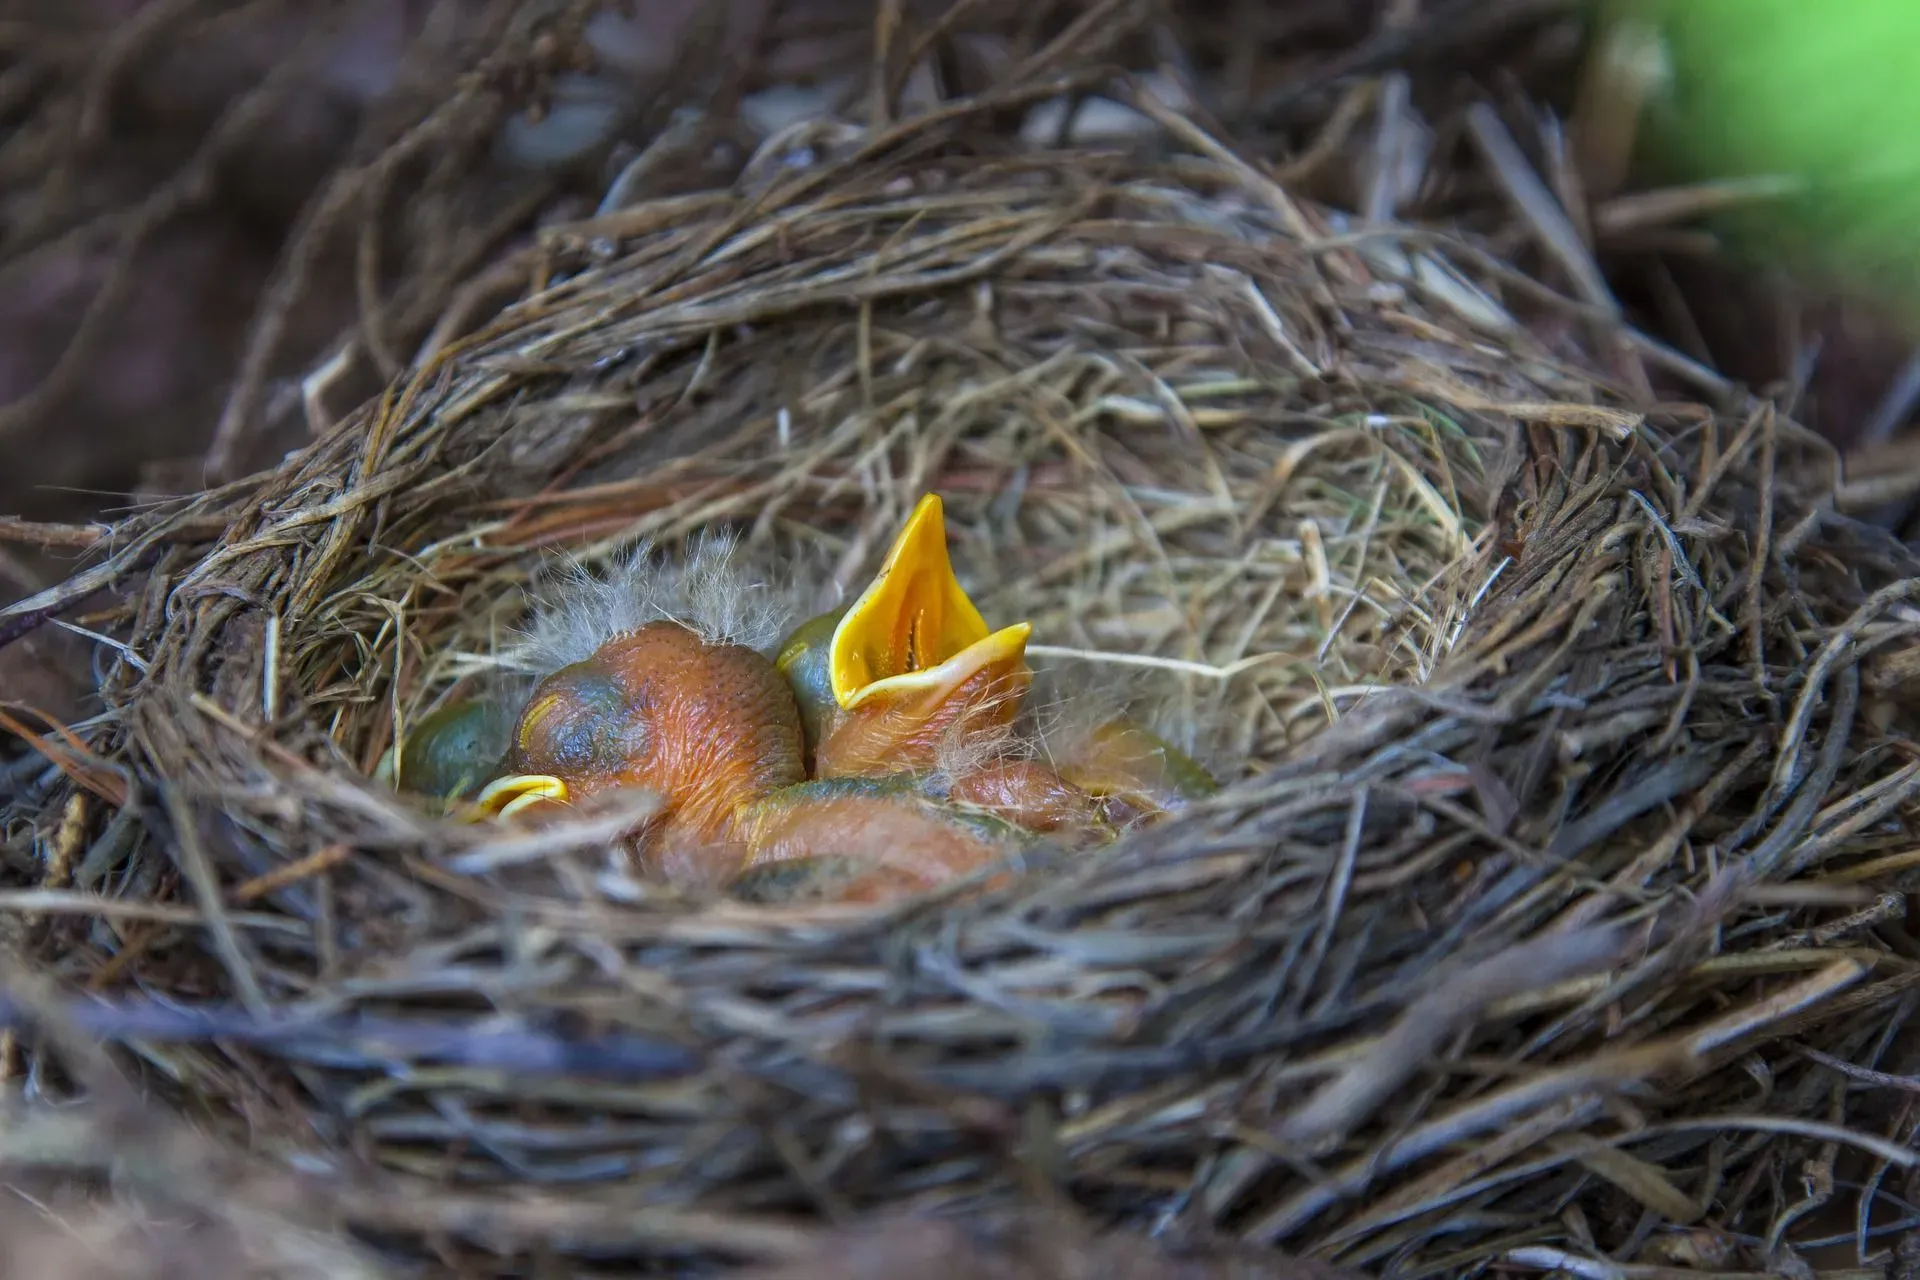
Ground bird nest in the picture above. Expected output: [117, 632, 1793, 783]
[5, 87, 1920, 1280]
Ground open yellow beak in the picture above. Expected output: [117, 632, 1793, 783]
[471, 773, 571, 820]
[828, 494, 1031, 710]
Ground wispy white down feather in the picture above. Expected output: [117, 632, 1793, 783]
[497, 530, 815, 677]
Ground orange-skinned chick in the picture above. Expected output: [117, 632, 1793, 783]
[476, 620, 809, 888]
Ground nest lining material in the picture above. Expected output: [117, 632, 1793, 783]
[3, 95, 1919, 1277]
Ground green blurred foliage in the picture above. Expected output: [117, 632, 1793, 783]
[1628, 0, 1920, 309]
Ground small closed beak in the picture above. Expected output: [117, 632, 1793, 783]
[472, 773, 571, 819]
[827, 494, 1031, 713]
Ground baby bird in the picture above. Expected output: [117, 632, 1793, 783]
[478, 619, 811, 887]
[773, 494, 1216, 829]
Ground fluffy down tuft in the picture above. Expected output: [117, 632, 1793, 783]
[498, 530, 818, 676]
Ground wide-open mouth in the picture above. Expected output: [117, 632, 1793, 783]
[828, 494, 1031, 711]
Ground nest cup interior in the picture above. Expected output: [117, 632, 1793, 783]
[264, 156, 1500, 887]
[10, 99, 1920, 1277]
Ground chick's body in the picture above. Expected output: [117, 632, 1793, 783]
[444, 496, 1219, 904]
[944, 761, 1107, 836]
